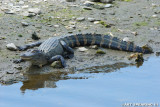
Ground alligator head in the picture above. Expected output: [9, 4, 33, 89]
[20, 49, 47, 67]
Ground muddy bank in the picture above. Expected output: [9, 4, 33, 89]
[0, 0, 160, 85]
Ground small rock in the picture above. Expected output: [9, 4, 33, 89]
[6, 71, 14, 74]
[28, 8, 41, 14]
[94, 21, 100, 24]
[6, 43, 17, 51]
[32, 32, 40, 40]
[131, 32, 138, 36]
[51, 61, 62, 68]
[23, 12, 36, 17]
[83, 7, 92, 10]
[22, 5, 29, 9]
[21, 21, 29, 26]
[84, 1, 95, 6]
[90, 45, 98, 49]
[14, 66, 22, 70]
[96, 49, 106, 54]
[5, 10, 15, 14]
[152, 15, 157, 18]
[19, 1, 25, 5]
[78, 47, 88, 52]
[104, 4, 112, 8]
[76, 17, 85, 21]
[156, 52, 160, 56]
[88, 17, 96, 22]
[54, 25, 60, 28]
[123, 37, 130, 42]
[151, 3, 157, 7]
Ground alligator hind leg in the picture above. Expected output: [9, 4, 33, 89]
[48, 55, 66, 67]
[60, 40, 74, 59]
[17, 41, 43, 51]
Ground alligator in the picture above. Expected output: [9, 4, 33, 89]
[14, 33, 153, 67]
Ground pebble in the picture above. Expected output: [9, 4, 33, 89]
[19, 1, 25, 5]
[76, 17, 85, 21]
[23, 12, 36, 17]
[84, 1, 95, 6]
[131, 32, 138, 36]
[28, 8, 41, 14]
[21, 21, 29, 26]
[50, 61, 62, 68]
[54, 25, 60, 28]
[151, 3, 157, 7]
[6, 71, 14, 74]
[94, 21, 100, 24]
[6, 43, 17, 51]
[90, 45, 98, 49]
[14, 66, 22, 70]
[152, 15, 157, 18]
[88, 17, 96, 22]
[78, 47, 88, 52]
[123, 37, 130, 42]
[5, 10, 15, 14]
[104, 4, 112, 8]
[22, 5, 29, 9]
[83, 6, 92, 10]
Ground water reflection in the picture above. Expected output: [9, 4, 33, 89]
[20, 62, 134, 93]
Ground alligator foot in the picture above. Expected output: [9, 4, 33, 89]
[48, 55, 66, 67]
[13, 59, 24, 63]
[64, 54, 74, 59]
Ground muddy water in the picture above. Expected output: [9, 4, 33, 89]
[0, 56, 160, 107]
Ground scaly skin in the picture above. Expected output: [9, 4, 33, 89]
[17, 33, 153, 67]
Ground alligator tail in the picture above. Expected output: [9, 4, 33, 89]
[61, 33, 152, 54]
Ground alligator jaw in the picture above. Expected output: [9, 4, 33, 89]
[21, 57, 32, 60]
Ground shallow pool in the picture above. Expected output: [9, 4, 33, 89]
[0, 57, 160, 107]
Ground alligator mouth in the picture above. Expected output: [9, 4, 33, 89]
[21, 57, 32, 60]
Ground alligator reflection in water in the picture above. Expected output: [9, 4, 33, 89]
[20, 62, 138, 93]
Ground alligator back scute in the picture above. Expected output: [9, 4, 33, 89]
[60, 34, 152, 54]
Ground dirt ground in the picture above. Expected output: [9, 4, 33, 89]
[0, 0, 160, 85]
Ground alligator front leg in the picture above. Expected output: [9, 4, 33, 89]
[60, 40, 74, 59]
[48, 55, 66, 67]
[17, 41, 43, 51]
